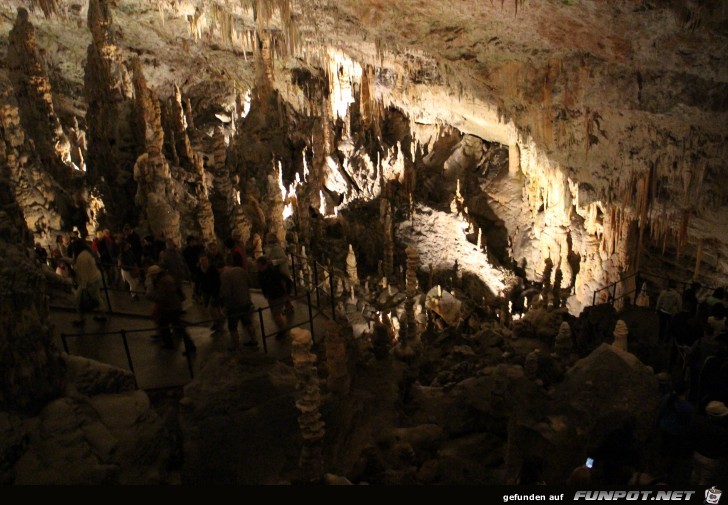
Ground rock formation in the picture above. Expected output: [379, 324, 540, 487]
[7, 8, 72, 174]
[323, 321, 350, 396]
[131, 60, 180, 245]
[290, 328, 325, 482]
[345, 243, 358, 287]
[0, 103, 64, 416]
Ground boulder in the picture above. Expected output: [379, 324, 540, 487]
[554, 343, 659, 441]
[62, 354, 136, 397]
[13, 391, 172, 484]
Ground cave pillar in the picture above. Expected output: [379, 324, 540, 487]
[7, 8, 72, 175]
[290, 328, 325, 482]
[324, 321, 350, 395]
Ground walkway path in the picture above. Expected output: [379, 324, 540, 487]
[48, 282, 331, 390]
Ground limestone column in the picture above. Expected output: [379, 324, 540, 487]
[209, 127, 234, 237]
[290, 328, 325, 482]
[266, 170, 286, 245]
[324, 321, 350, 395]
[7, 8, 72, 175]
[131, 60, 180, 245]
[84, 0, 135, 183]
[192, 154, 216, 245]
[394, 245, 419, 360]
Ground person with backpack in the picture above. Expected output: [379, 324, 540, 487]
[256, 255, 288, 340]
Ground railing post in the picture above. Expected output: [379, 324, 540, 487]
[100, 263, 113, 314]
[120, 330, 138, 389]
[329, 264, 336, 320]
[313, 261, 321, 309]
[258, 308, 267, 354]
[290, 253, 298, 296]
[612, 282, 617, 306]
[592, 290, 597, 306]
[307, 290, 315, 344]
[61, 333, 69, 354]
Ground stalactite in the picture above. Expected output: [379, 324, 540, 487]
[552, 268, 563, 308]
[171, 84, 195, 170]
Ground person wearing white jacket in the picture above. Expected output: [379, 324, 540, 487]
[70, 240, 106, 326]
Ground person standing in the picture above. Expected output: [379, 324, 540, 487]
[656, 279, 682, 344]
[182, 235, 205, 300]
[159, 239, 190, 296]
[123, 224, 143, 265]
[70, 239, 106, 326]
[145, 265, 196, 356]
[256, 255, 288, 340]
[220, 254, 257, 350]
[198, 252, 224, 334]
[264, 232, 293, 313]
[655, 382, 695, 485]
[118, 241, 142, 300]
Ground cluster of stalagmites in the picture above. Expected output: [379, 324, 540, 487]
[290, 328, 325, 482]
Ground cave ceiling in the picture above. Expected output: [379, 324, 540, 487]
[1, 0, 727, 292]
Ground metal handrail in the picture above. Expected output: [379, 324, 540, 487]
[590, 268, 717, 308]
[60, 289, 320, 390]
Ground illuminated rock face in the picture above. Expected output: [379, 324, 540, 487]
[0, 0, 725, 310]
[7, 8, 71, 174]
[0, 152, 64, 415]
[0, 78, 65, 247]
[84, 0, 135, 185]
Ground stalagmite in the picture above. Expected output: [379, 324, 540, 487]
[346, 244, 359, 287]
[553, 321, 573, 360]
[612, 320, 629, 353]
[635, 282, 650, 308]
[131, 60, 181, 245]
[7, 8, 72, 174]
[252, 233, 263, 260]
[132, 149, 181, 246]
[290, 328, 325, 482]
[324, 321, 350, 395]
[192, 154, 216, 245]
[84, 0, 135, 183]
